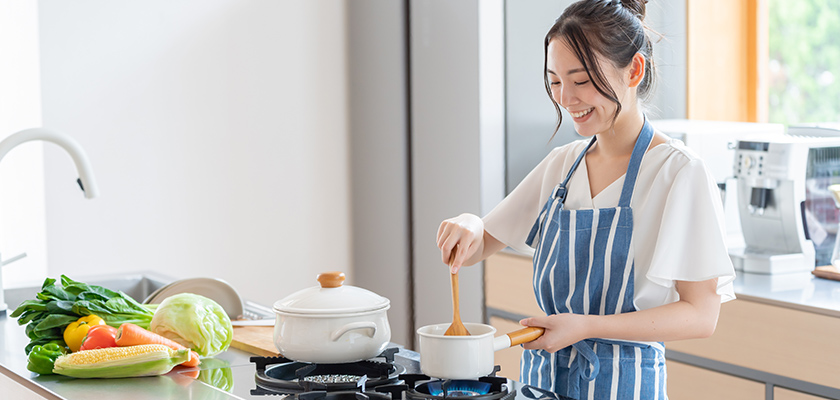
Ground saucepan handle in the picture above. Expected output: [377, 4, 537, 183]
[508, 327, 545, 346]
[492, 327, 545, 351]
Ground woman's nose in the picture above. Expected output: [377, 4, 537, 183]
[555, 86, 576, 108]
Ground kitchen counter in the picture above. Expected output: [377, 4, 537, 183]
[732, 270, 840, 317]
[2, 309, 423, 400]
[6, 268, 840, 399]
[500, 247, 840, 318]
[0, 272, 421, 400]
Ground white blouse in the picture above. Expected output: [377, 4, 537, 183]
[483, 138, 736, 311]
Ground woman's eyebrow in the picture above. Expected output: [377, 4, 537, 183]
[546, 68, 586, 76]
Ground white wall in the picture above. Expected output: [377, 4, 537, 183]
[38, 0, 351, 309]
[0, 0, 48, 290]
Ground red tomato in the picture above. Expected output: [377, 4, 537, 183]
[79, 324, 118, 351]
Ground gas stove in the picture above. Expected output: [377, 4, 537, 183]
[248, 347, 573, 400]
[251, 348, 405, 395]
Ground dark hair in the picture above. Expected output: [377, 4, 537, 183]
[544, 0, 656, 135]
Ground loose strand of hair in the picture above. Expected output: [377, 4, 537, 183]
[565, 26, 622, 127]
[544, 33, 564, 142]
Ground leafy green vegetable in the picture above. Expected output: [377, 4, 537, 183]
[196, 358, 234, 392]
[11, 275, 155, 355]
[150, 293, 233, 357]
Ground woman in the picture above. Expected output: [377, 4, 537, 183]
[435, 0, 736, 398]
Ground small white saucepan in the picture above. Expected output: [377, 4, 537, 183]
[417, 322, 544, 379]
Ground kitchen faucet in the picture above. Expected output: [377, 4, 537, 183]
[0, 128, 99, 314]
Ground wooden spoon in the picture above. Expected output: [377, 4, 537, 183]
[444, 245, 471, 336]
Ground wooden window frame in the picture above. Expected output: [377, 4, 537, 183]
[687, 0, 767, 122]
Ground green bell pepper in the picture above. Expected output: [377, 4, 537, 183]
[27, 342, 67, 375]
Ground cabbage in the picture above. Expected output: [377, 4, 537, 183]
[150, 293, 233, 357]
[197, 358, 234, 392]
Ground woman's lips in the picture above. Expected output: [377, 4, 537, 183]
[570, 107, 594, 122]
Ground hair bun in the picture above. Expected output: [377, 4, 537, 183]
[619, 0, 647, 20]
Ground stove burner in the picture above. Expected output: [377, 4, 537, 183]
[297, 390, 392, 400]
[303, 374, 365, 384]
[251, 348, 404, 396]
[395, 372, 516, 400]
[422, 381, 493, 397]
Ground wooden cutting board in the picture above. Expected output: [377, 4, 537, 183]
[230, 326, 281, 357]
[812, 265, 840, 281]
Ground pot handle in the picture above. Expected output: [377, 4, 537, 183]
[492, 327, 545, 351]
[330, 321, 378, 341]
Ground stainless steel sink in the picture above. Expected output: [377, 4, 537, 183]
[2, 271, 172, 313]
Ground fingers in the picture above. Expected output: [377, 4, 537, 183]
[444, 232, 475, 274]
[436, 213, 484, 272]
[518, 315, 587, 353]
[449, 245, 460, 274]
[436, 222, 466, 268]
[522, 337, 549, 351]
[519, 317, 549, 351]
[519, 317, 545, 328]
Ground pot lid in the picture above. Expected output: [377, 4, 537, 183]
[273, 272, 390, 314]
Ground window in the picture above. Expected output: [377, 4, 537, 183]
[767, 0, 840, 125]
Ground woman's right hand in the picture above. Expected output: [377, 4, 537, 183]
[436, 213, 485, 273]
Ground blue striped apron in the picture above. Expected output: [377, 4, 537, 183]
[522, 119, 667, 400]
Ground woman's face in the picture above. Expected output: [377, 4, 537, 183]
[546, 38, 633, 137]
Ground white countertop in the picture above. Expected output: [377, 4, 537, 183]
[732, 271, 840, 317]
[501, 247, 840, 318]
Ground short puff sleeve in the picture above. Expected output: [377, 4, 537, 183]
[483, 147, 571, 255]
[645, 158, 736, 302]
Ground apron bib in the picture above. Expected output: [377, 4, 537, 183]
[522, 119, 667, 400]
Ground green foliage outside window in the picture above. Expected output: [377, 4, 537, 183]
[768, 0, 840, 125]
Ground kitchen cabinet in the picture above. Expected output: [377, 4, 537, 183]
[489, 317, 526, 379]
[483, 252, 840, 398]
[0, 372, 45, 400]
[666, 360, 764, 399]
[775, 388, 832, 400]
[485, 252, 541, 381]
[485, 252, 542, 318]
[667, 299, 840, 390]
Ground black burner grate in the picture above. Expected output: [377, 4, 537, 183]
[251, 348, 404, 395]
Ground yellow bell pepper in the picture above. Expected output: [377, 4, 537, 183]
[63, 315, 105, 352]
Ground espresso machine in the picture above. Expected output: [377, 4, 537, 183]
[652, 119, 785, 248]
[730, 134, 840, 274]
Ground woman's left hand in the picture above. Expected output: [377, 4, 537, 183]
[519, 313, 590, 353]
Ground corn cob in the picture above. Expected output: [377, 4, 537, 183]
[52, 344, 190, 378]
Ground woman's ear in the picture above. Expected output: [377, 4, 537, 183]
[628, 53, 645, 88]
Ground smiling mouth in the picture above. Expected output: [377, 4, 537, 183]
[570, 108, 594, 118]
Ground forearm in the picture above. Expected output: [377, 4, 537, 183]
[584, 295, 720, 342]
[521, 279, 722, 352]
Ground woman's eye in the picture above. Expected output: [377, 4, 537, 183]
[550, 81, 561, 86]
[575, 80, 590, 86]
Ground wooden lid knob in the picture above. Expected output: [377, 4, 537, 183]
[317, 271, 346, 288]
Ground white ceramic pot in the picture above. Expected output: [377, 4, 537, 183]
[273, 271, 391, 363]
[417, 322, 543, 379]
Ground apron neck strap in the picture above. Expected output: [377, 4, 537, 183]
[617, 117, 655, 207]
[554, 137, 597, 202]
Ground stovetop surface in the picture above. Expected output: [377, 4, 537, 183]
[219, 348, 574, 400]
